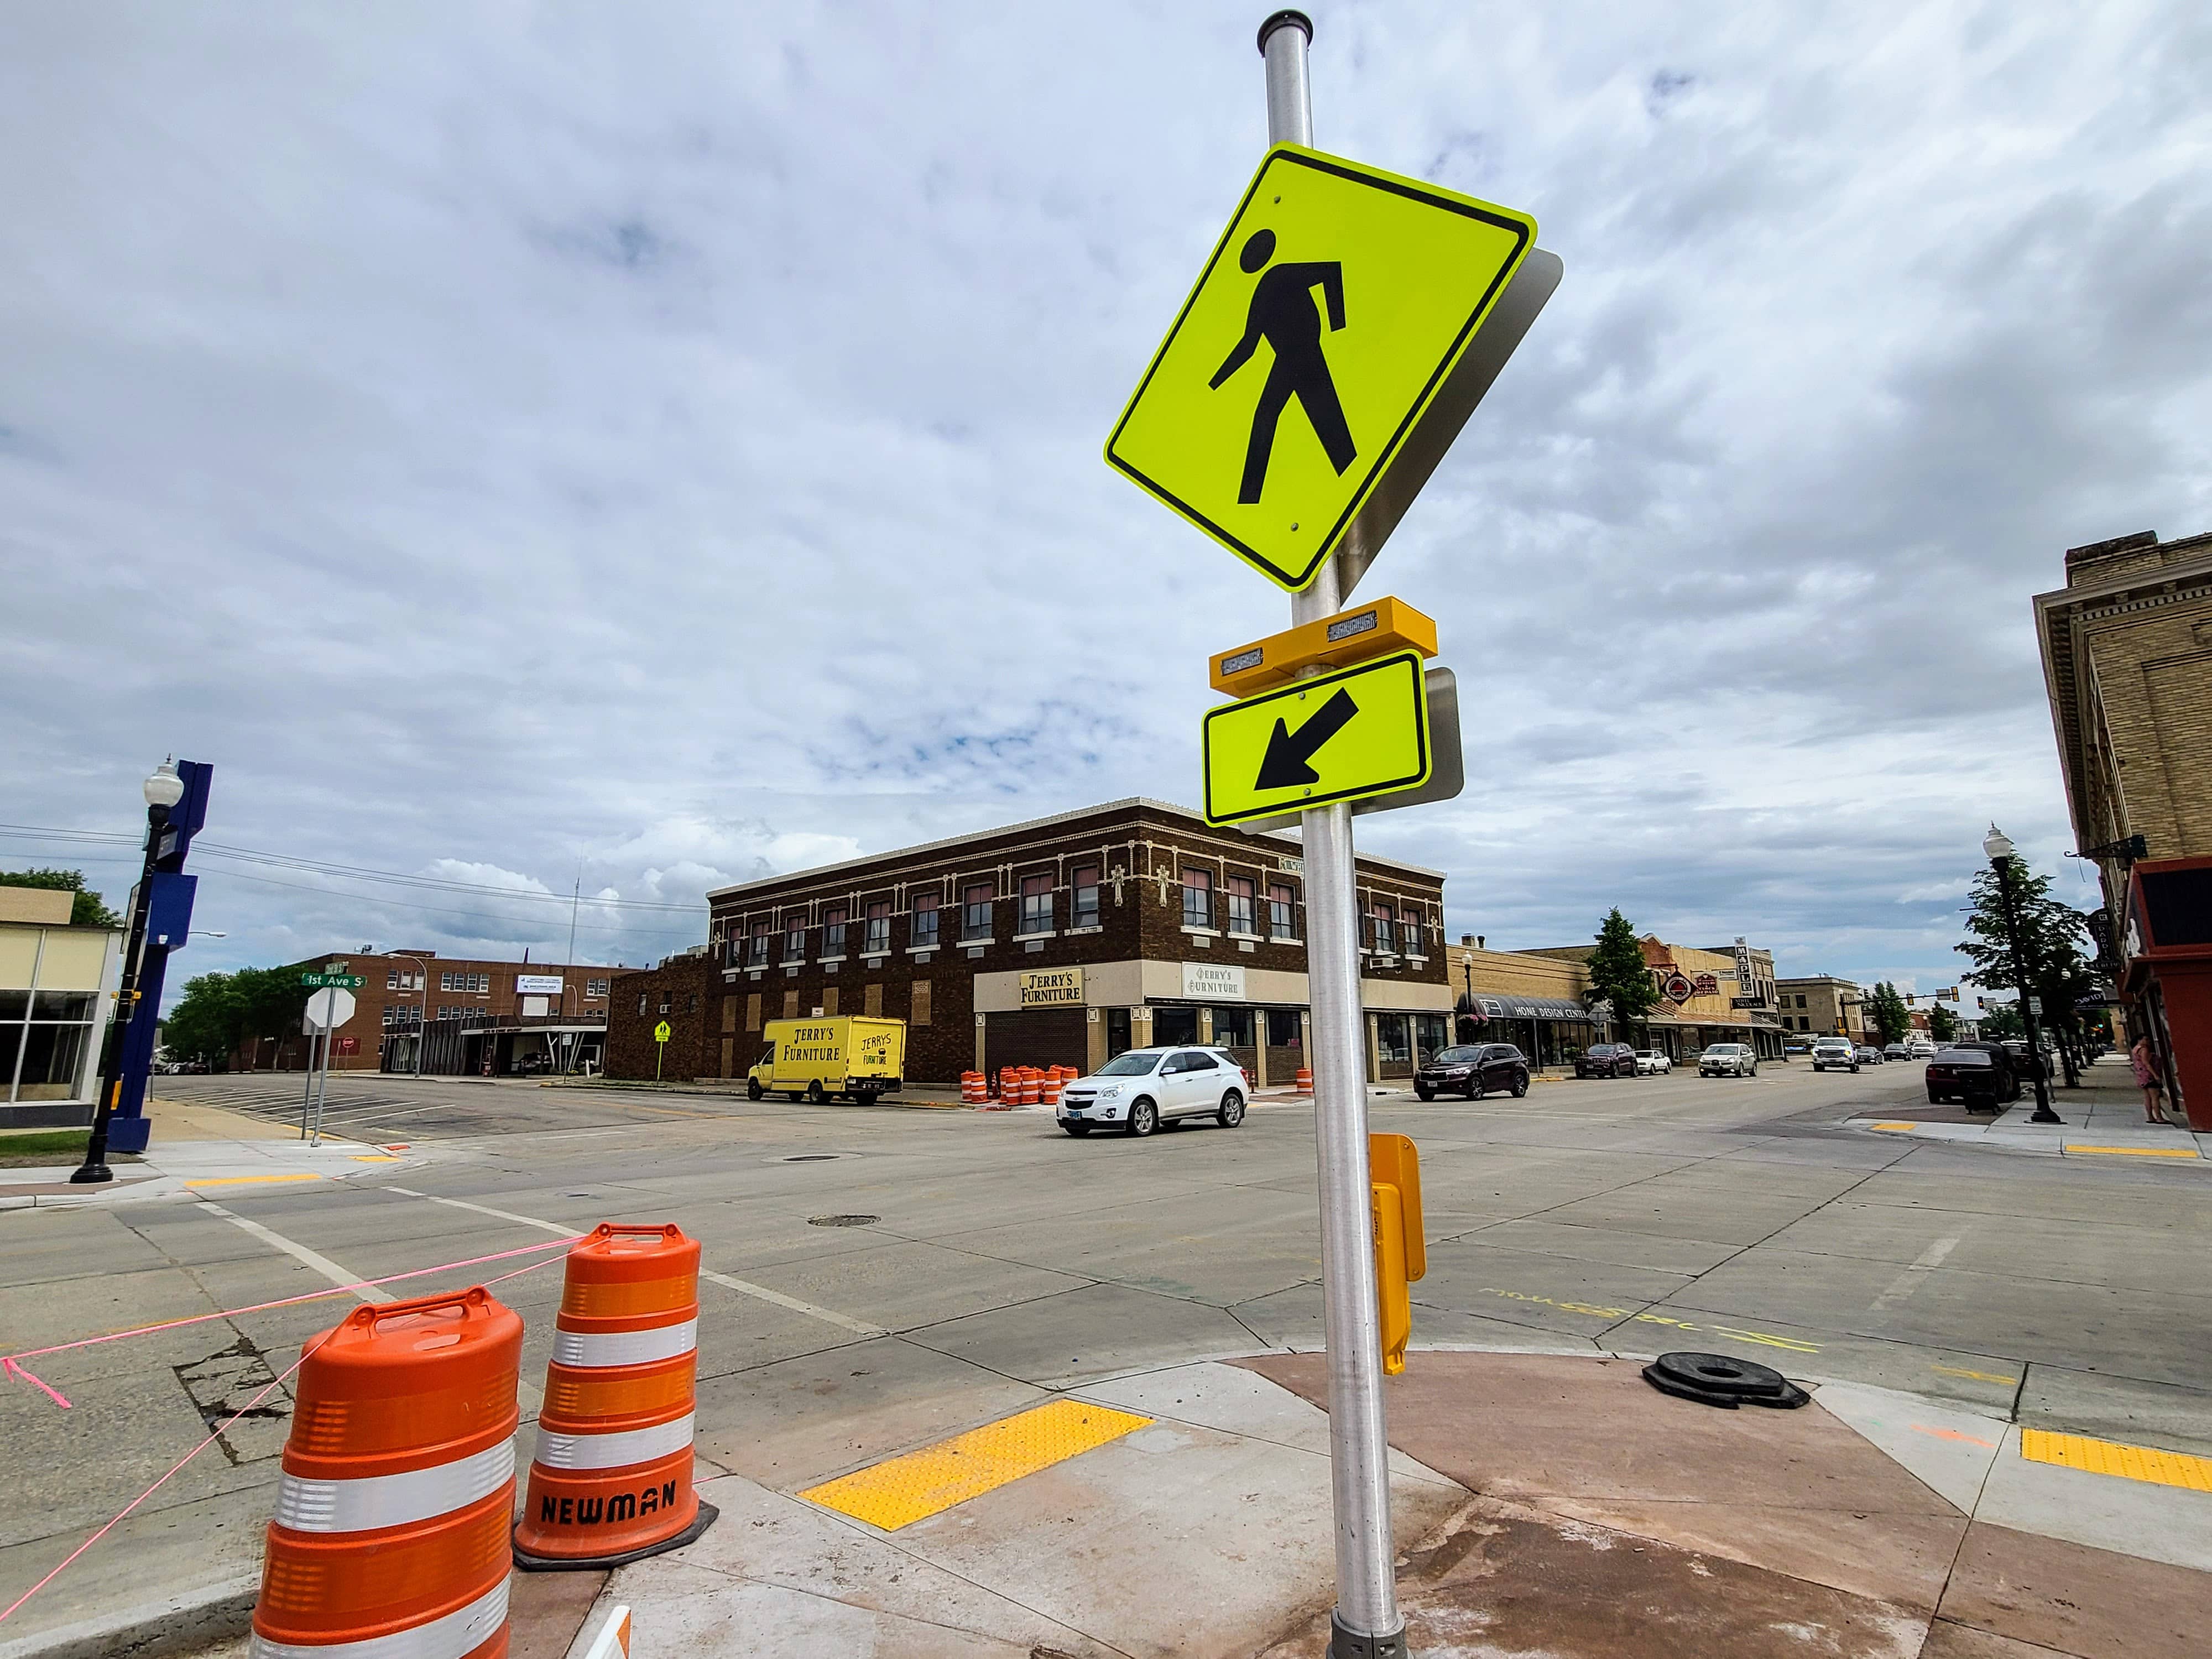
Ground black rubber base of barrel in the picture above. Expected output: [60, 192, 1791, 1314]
[513, 1500, 719, 1572]
[1642, 1351, 1810, 1410]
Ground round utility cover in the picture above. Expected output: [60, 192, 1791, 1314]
[1642, 1350, 1809, 1410]
[305, 987, 357, 1030]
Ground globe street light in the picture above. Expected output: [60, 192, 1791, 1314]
[1984, 826, 2062, 1124]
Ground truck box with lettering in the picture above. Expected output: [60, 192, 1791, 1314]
[746, 1016, 905, 1104]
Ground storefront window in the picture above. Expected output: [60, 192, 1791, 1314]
[1376, 1014, 1411, 1063]
[1266, 1008, 1301, 1047]
[1154, 1006, 1200, 1045]
[14, 989, 95, 1102]
[1182, 868, 1213, 930]
[1413, 1013, 1449, 1062]
[1212, 1006, 1255, 1047]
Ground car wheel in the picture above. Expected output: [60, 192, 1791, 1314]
[1415, 1085, 1435, 1102]
[1747, 1064, 1758, 1077]
[805, 1080, 826, 1104]
[1126, 1097, 1158, 1138]
[747, 1079, 763, 1101]
[1217, 1091, 1245, 1128]
[1467, 1082, 1483, 1101]
[1849, 1063, 1859, 1073]
[1510, 1071, 1528, 1098]
[1062, 1122, 1092, 1137]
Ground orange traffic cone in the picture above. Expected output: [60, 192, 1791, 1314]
[513, 1224, 717, 1569]
[253, 1287, 522, 1659]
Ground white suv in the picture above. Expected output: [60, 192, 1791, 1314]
[1698, 1042, 1757, 1078]
[1058, 1047, 1248, 1139]
[1811, 1037, 1859, 1073]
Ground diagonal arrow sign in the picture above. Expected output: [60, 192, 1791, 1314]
[1256, 687, 1359, 789]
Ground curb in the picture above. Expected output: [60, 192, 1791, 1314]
[0, 1576, 257, 1659]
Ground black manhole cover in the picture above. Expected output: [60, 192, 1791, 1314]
[1643, 1350, 1810, 1410]
[808, 1214, 879, 1228]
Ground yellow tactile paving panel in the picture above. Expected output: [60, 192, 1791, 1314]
[2064, 1144, 2200, 1159]
[800, 1399, 1152, 1531]
[1869, 1122, 1918, 1133]
[2022, 1428, 2212, 1493]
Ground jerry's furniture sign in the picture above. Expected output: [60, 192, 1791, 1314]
[1019, 968, 1084, 1008]
[1182, 962, 1248, 1002]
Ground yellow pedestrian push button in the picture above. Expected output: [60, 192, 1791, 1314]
[1368, 1133, 1425, 1376]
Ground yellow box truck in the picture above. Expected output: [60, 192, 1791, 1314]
[747, 1016, 906, 1104]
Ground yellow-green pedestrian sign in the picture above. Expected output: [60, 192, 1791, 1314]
[1202, 651, 1431, 825]
[654, 1020, 672, 1043]
[1107, 144, 1536, 593]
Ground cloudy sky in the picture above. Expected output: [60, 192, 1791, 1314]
[6, 2, 2208, 1004]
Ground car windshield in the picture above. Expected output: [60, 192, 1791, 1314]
[1936, 1049, 1991, 1065]
[1706, 1045, 1743, 1056]
[1634, 1050, 1660, 1058]
[1095, 1050, 1164, 1077]
[1432, 1046, 1481, 1065]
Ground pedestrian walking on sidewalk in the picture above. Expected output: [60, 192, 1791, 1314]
[2130, 1037, 2174, 1124]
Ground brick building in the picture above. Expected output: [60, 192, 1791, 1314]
[1773, 975, 1869, 1041]
[2036, 527, 2212, 1126]
[607, 799, 1453, 1087]
[265, 951, 619, 1074]
[1507, 935, 1786, 1060]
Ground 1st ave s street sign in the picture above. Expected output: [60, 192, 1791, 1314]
[1203, 650, 1431, 825]
[300, 972, 366, 989]
[1106, 144, 1536, 593]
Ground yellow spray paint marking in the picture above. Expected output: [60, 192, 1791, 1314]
[2022, 1429, 2212, 1493]
[1869, 1121, 1918, 1133]
[800, 1399, 1152, 1531]
[1478, 1291, 1821, 1353]
[2064, 1144, 2200, 1159]
[1913, 1425, 1996, 1448]
[1934, 1364, 2019, 1386]
[351, 1155, 399, 1163]
[183, 1173, 322, 1188]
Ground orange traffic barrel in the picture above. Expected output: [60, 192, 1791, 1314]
[513, 1224, 718, 1569]
[253, 1286, 522, 1659]
[1041, 1072, 1063, 1107]
[998, 1066, 1018, 1102]
[1020, 1068, 1042, 1107]
[961, 1071, 988, 1104]
[1296, 1066, 1313, 1092]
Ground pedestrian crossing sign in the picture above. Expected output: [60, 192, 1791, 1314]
[1105, 144, 1536, 593]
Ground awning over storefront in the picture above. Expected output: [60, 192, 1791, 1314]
[1457, 993, 1594, 1022]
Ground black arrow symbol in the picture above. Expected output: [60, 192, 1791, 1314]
[1256, 687, 1359, 790]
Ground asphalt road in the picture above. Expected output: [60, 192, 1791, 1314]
[8, 1059, 2210, 1642]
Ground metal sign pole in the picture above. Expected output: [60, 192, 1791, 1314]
[1261, 13, 1404, 1656]
[310, 996, 333, 1147]
[299, 1022, 320, 1141]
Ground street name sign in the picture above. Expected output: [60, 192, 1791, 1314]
[300, 972, 366, 990]
[1202, 650, 1430, 825]
[1107, 143, 1537, 592]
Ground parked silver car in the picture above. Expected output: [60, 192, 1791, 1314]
[1698, 1042, 1757, 1078]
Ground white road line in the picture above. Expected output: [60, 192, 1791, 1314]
[700, 1269, 889, 1339]
[383, 1187, 887, 1338]
[316, 1103, 458, 1128]
[198, 1202, 395, 1304]
[1871, 1235, 1962, 1311]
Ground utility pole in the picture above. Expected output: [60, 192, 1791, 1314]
[1260, 14, 1405, 1656]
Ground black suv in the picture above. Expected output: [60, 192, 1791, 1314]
[1415, 1044, 1530, 1102]
[1575, 1042, 1640, 1079]
[1925, 1042, 2021, 1110]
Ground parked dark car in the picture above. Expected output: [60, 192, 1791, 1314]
[1999, 1039, 2053, 1082]
[1925, 1044, 2020, 1110]
[1415, 1043, 1530, 1101]
[1575, 1042, 1640, 1079]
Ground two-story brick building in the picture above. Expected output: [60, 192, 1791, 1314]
[265, 951, 620, 1074]
[609, 799, 1453, 1088]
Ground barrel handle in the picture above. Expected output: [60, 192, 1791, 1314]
[342, 1284, 492, 1331]
[583, 1223, 687, 1244]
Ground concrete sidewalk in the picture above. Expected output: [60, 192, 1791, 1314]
[1849, 1055, 2210, 1162]
[0, 1097, 432, 1211]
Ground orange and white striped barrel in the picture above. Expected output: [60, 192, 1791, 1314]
[513, 1224, 717, 1568]
[998, 1067, 1018, 1102]
[1295, 1067, 1313, 1092]
[1040, 1072, 1063, 1107]
[1020, 1069, 1042, 1107]
[961, 1071, 987, 1104]
[252, 1287, 521, 1659]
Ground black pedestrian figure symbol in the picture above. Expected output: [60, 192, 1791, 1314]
[1209, 227, 1356, 504]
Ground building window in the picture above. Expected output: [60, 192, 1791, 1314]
[962, 883, 994, 942]
[865, 901, 891, 955]
[688, 993, 698, 1013]
[1225, 875, 1256, 936]
[1072, 865, 1100, 929]
[864, 982, 884, 1017]
[586, 978, 608, 998]
[638, 993, 648, 1016]
[1377, 1014, 1411, 1062]
[823, 987, 839, 1016]
[1269, 883, 1296, 940]
[659, 994, 671, 1015]
[1182, 868, 1213, 930]
[784, 917, 805, 963]
[745, 993, 762, 1032]
[912, 892, 939, 948]
[11, 989, 96, 1103]
[781, 990, 799, 1019]
[912, 979, 931, 1025]
[1369, 903, 1396, 956]
[823, 906, 848, 958]
[1402, 910, 1426, 958]
[1019, 875, 1053, 936]
[388, 968, 401, 989]
[746, 921, 770, 968]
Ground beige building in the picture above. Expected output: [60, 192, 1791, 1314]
[1454, 933, 1783, 1063]
[1, 885, 122, 1128]
[1443, 940, 1596, 1067]
[1773, 976, 1868, 1040]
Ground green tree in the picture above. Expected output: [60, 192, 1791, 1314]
[1928, 1004, 1959, 1043]
[1867, 982, 1912, 1045]
[160, 967, 309, 1068]
[1587, 908, 1660, 1040]
[1979, 1001, 2025, 1039]
[1957, 854, 2095, 1083]
[0, 867, 122, 928]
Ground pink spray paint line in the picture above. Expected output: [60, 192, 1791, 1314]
[1, 1232, 581, 1407]
[0, 1250, 567, 1630]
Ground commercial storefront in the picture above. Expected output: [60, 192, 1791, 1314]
[0, 886, 121, 1129]
[2119, 856, 2212, 1130]
[614, 799, 1453, 1087]
[1464, 933, 1784, 1064]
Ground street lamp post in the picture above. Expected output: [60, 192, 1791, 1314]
[1984, 827, 2063, 1124]
[371, 948, 433, 1078]
[73, 762, 188, 1184]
